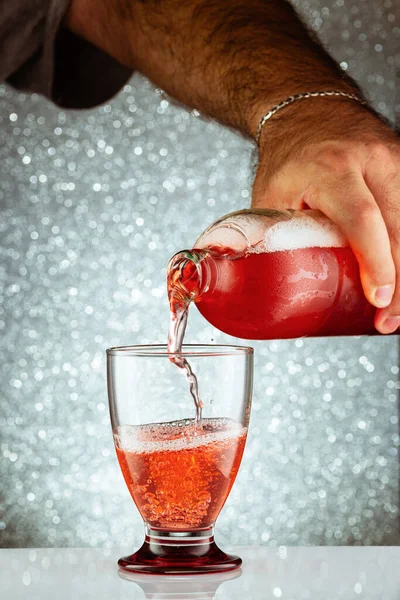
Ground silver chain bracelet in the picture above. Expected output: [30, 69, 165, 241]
[255, 90, 367, 145]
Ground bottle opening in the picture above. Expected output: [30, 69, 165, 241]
[167, 250, 209, 313]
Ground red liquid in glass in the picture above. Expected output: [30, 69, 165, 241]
[116, 418, 247, 530]
[173, 245, 377, 340]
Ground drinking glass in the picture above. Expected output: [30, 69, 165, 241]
[107, 344, 253, 575]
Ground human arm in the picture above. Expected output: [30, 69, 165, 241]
[66, 0, 400, 333]
[65, 0, 359, 137]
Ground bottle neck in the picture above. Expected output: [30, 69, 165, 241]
[167, 249, 214, 310]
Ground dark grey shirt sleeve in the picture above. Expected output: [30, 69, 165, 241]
[1, 0, 132, 108]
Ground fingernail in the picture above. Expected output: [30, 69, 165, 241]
[374, 285, 394, 307]
[381, 316, 400, 334]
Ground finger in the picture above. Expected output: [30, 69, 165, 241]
[253, 163, 396, 308]
[364, 150, 400, 333]
[303, 170, 396, 309]
[375, 310, 400, 334]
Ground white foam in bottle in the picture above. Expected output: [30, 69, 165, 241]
[196, 209, 348, 255]
[263, 214, 348, 253]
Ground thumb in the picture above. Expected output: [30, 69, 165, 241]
[252, 162, 309, 210]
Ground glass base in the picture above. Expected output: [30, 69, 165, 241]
[118, 526, 242, 575]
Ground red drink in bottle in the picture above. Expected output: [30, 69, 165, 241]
[192, 245, 375, 339]
[167, 209, 385, 340]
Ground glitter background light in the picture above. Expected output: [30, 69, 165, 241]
[0, 0, 399, 548]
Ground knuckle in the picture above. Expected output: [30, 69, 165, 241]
[382, 189, 400, 219]
[367, 141, 394, 165]
[316, 146, 354, 174]
[388, 225, 400, 246]
[381, 171, 399, 190]
[350, 200, 380, 227]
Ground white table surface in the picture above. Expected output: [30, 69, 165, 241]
[1, 546, 399, 599]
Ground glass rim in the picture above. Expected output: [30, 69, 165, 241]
[106, 344, 254, 358]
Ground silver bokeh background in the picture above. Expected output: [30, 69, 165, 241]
[1, 0, 399, 547]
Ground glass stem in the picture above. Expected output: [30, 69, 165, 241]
[145, 524, 215, 555]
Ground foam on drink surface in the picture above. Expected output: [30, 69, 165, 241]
[261, 214, 348, 253]
[116, 418, 246, 454]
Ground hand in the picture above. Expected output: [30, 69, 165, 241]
[252, 100, 400, 334]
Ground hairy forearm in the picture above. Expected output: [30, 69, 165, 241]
[66, 0, 360, 138]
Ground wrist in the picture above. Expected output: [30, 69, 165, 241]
[255, 96, 392, 176]
[248, 78, 360, 140]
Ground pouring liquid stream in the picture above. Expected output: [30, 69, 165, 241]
[167, 253, 203, 423]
